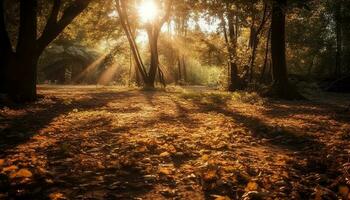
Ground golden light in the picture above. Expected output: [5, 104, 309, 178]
[138, 0, 158, 23]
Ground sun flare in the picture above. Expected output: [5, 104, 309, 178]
[138, 0, 158, 23]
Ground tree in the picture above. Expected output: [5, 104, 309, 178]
[1, 0, 91, 102]
[267, 0, 303, 99]
[115, 0, 172, 88]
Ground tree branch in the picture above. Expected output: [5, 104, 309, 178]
[37, 0, 91, 54]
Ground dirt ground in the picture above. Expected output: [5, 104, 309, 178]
[0, 85, 350, 200]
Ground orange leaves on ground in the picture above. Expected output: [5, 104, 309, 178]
[159, 166, 173, 175]
[9, 168, 33, 179]
[159, 151, 171, 157]
[245, 181, 258, 191]
[339, 185, 350, 199]
[2, 165, 18, 173]
[49, 192, 65, 200]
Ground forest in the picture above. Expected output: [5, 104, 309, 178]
[0, 0, 350, 199]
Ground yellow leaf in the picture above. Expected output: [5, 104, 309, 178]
[159, 167, 172, 175]
[159, 152, 170, 157]
[0, 159, 4, 166]
[201, 155, 209, 161]
[203, 170, 217, 181]
[10, 169, 33, 179]
[168, 145, 177, 153]
[245, 181, 258, 191]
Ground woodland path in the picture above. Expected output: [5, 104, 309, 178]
[0, 86, 349, 199]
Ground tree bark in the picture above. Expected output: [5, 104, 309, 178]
[4, 0, 91, 102]
[260, 27, 271, 82]
[0, 0, 13, 93]
[249, 4, 269, 82]
[7, 0, 38, 102]
[146, 26, 159, 88]
[267, 0, 303, 99]
[335, 2, 342, 77]
[226, 4, 240, 91]
[182, 55, 187, 83]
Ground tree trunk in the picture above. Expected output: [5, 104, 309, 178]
[177, 56, 182, 83]
[145, 27, 160, 88]
[222, 3, 241, 91]
[0, 0, 12, 93]
[182, 55, 187, 83]
[7, 0, 38, 102]
[267, 0, 303, 100]
[335, 2, 342, 77]
[260, 27, 271, 82]
[8, 55, 39, 102]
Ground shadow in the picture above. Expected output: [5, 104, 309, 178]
[262, 100, 350, 124]
[0, 90, 141, 156]
[174, 96, 333, 199]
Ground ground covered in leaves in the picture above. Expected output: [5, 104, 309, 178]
[1, 86, 350, 200]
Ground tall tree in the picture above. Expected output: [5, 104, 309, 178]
[1, 0, 91, 102]
[0, 0, 13, 93]
[116, 0, 172, 88]
[334, 0, 343, 77]
[221, 2, 241, 91]
[268, 0, 303, 99]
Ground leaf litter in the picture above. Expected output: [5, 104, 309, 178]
[0, 86, 349, 199]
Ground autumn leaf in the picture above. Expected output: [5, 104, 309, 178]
[338, 185, 349, 198]
[159, 151, 171, 157]
[49, 192, 65, 200]
[203, 169, 217, 181]
[0, 159, 4, 167]
[2, 165, 18, 173]
[245, 181, 258, 191]
[159, 167, 172, 175]
[212, 195, 231, 200]
[10, 168, 33, 179]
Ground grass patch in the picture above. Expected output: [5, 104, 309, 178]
[179, 90, 264, 106]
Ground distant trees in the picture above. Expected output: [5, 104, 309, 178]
[0, 0, 91, 102]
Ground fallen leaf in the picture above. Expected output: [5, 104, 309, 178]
[339, 185, 349, 198]
[159, 167, 172, 175]
[201, 155, 209, 161]
[0, 159, 4, 167]
[160, 152, 171, 157]
[10, 168, 33, 179]
[203, 169, 217, 181]
[245, 181, 258, 191]
[49, 192, 65, 200]
[2, 165, 18, 173]
[212, 195, 231, 200]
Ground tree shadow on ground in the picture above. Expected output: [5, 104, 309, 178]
[0, 91, 136, 156]
[174, 96, 338, 199]
[262, 100, 350, 124]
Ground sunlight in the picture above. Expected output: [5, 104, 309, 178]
[138, 0, 158, 23]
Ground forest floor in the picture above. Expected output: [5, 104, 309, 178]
[0, 85, 350, 200]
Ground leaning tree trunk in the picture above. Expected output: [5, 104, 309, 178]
[268, 0, 303, 100]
